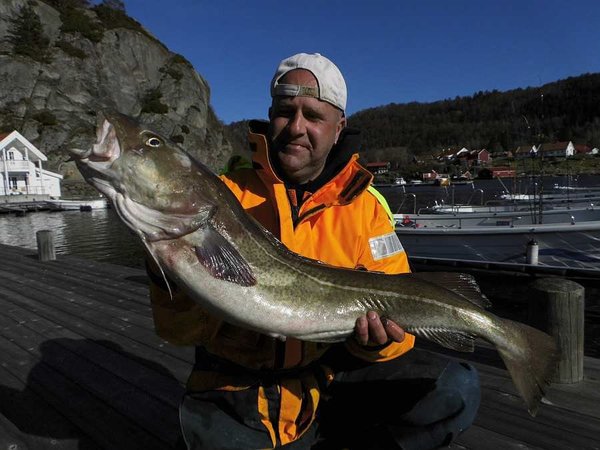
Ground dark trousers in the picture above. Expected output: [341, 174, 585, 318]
[179, 349, 480, 450]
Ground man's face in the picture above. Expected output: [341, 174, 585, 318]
[269, 69, 346, 184]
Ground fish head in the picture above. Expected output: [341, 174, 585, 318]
[70, 112, 220, 241]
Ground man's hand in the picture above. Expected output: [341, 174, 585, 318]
[354, 311, 405, 346]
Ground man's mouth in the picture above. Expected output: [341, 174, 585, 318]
[282, 142, 309, 153]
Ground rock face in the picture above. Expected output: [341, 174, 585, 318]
[0, 0, 233, 183]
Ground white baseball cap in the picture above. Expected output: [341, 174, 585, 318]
[270, 53, 347, 113]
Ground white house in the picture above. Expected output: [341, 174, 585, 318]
[537, 141, 575, 158]
[0, 130, 62, 197]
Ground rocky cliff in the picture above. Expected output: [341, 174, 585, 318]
[0, 0, 233, 191]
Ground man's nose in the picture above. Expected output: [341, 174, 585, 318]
[287, 111, 306, 136]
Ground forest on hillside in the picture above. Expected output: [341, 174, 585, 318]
[349, 73, 600, 157]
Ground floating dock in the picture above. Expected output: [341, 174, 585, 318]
[0, 244, 599, 449]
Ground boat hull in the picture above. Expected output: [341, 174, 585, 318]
[45, 199, 109, 211]
[394, 206, 600, 228]
[396, 222, 600, 271]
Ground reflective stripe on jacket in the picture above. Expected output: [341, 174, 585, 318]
[148, 122, 414, 446]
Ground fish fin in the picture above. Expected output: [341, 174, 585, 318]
[194, 228, 256, 286]
[143, 239, 174, 301]
[413, 272, 492, 309]
[495, 319, 559, 416]
[412, 327, 476, 352]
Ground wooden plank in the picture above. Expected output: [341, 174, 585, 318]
[0, 415, 31, 450]
[0, 244, 151, 302]
[0, 365, 99, 450]
[0, 302, 186, 408]
[473, 389, 600, 449]
[0, 335, 171, 450]
[0, 262, 193, 364]
[3, 257, 153, 316]
[0, 285, 193, 384]
[452, 424, 544, 449]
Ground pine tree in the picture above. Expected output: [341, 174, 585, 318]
[7, 2, 51, 63]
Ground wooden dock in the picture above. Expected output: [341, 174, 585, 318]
[1, 243, 599, 449]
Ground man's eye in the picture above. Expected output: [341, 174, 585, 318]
[274, 109, 292, 118]
[146, 137, 161, 147]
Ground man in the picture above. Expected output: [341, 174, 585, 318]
[148, 53, 480, 449]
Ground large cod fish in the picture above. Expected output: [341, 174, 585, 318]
[71, 113, 558, 416]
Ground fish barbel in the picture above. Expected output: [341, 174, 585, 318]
[71, 112, 558, 416]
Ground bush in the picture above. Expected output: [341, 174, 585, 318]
[93, 1, 162, 43]
[55, 39, 87, 58]
[33, 110, 58, 126]
[40, 0, 91, 11]
[60, 6, 104, 42]
[7, 3, 51, 63]
[159, 65, 183, 81]
[140, 88, 169, 114]
[171, 53, 193, 68]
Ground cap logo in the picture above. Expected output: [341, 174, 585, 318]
[273, 84, 319, 99]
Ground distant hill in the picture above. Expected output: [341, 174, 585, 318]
[349, 73, 600, 158]
[226, 73, 600, 162]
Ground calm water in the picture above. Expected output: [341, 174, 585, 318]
[0, 208, 147, 268]
[1, 175, 599, 356]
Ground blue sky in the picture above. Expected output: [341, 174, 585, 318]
[122, 0, 600, 124]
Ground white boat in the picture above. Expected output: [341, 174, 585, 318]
[499, 190, 600, 204]
[45, 198, 109, 211]
[395, 220, 600, 272]
[394, 205, 600, 228]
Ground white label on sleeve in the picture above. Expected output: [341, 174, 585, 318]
[369, 232, 404, 261]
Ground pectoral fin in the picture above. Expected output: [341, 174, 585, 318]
[194, 228, 256, 286]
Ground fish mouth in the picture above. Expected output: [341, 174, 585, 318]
[69, 117, 122, 200]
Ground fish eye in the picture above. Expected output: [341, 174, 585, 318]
[146, 137, 162, 147]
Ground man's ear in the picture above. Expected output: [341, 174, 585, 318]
[335, 116, 347, 143]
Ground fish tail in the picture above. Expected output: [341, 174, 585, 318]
[495, 319, 559, 416]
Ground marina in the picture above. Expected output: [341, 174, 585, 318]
[43, 198, 110, 212]
[0, 243, 599, 449]
[376, 176, 600, 274]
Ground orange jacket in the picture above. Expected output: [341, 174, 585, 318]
[148, 122, 414, 445]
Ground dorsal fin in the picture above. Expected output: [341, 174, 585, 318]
[413, 272, 492, 309]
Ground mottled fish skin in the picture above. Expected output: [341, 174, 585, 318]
[71, 112, 559, 417]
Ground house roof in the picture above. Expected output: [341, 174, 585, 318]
[539, 141, 572, 152]
[0, 130, 47, 162]
[574, 144, 591, 153]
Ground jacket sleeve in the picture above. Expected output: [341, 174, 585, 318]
[344, 188, 416, 362]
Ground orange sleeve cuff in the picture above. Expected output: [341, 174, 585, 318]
[344, 333, 415, 362]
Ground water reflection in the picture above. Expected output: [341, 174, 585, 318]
[0, 209, 146, 267]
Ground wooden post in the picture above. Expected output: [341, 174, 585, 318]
[36, 229, 56, 262]
[527, 278, 585, 384]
